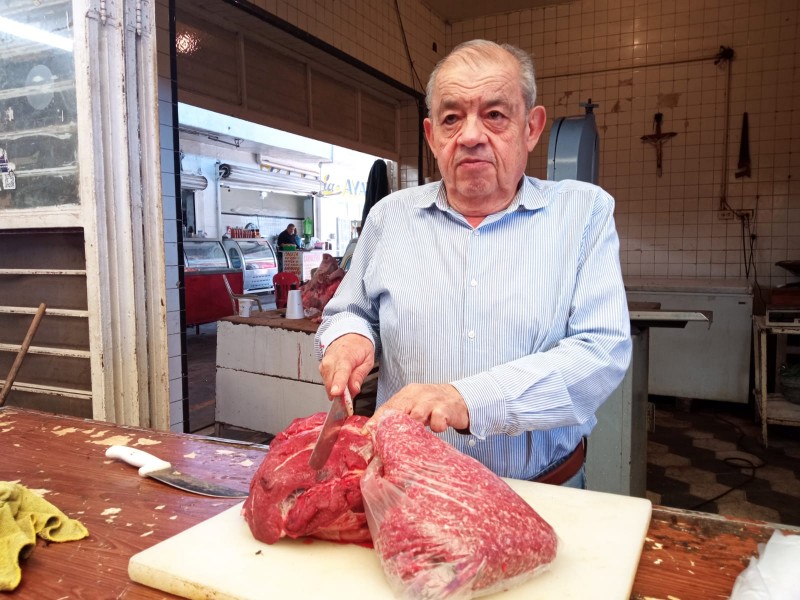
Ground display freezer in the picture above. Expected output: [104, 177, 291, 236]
[183, 240, 243, 327]
[222, 238, 278, 294]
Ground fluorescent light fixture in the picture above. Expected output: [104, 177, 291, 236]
[180, 172, 208, 191]
[0, 16, 73, 52]
[219, 164, 320, 196]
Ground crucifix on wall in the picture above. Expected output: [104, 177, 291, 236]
[640, 113, 677, 177]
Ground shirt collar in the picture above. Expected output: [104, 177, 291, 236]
[414, 176, 550, 215]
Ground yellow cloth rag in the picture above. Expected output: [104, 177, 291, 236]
[0, 481, 89, 591]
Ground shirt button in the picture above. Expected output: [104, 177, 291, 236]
[467, 330, 475, 339]
[468, 438, 477, 447]
[470, 279, 477, 287]
[473, 230, 480, 236]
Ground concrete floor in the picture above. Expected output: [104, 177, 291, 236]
[186, 322, 800, 528]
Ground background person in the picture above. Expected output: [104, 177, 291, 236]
[277, 223, 302, 248]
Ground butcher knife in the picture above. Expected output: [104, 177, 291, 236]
[308, 388, 353, 470]
[105, 445, 248, 498]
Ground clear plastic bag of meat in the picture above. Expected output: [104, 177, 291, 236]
[361, 412, 558, 599]
[243, 412, 374, 545]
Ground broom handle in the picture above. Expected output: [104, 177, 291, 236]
[0, 303, 47, 406]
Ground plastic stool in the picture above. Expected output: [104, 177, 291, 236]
[273, 272, 300, 309]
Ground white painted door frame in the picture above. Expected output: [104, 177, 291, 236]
[75, 0, 169, 427]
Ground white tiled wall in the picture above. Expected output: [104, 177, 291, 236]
[448, 0, 800, 290]
[243, 0, 799, 291]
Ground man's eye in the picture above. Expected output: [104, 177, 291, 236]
[487, 110, 504, 120]
[443, 114, 458, 125]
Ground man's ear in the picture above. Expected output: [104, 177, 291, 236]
[526, 106, 548, 152]
[423, 118, 437, 159]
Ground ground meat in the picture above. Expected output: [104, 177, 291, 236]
[243, 412, 373, 545]
[362, 413, 558, 598]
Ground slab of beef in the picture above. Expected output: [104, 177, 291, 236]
[362, 413, 558, 599]
[243, 412, 373, 545]
[300, 253, 345, 321]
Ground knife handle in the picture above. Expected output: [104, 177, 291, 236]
[105, 445, 172, 477]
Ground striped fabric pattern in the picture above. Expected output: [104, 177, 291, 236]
[317, 176, 632, 480]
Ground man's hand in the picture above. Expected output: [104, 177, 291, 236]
[319, 334, 375, 399]
[370, 383, 469, 433]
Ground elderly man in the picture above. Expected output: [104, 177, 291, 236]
[315, 40, 631, 488]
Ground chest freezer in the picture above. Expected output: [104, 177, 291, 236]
[625, 277, 753, 403]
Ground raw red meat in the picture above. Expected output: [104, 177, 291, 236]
[300, 253, 345, 321]
[362, 413, 558, 598]
[243, 412, 373, 545]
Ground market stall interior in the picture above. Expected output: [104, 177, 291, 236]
[189, 325, 800, 527]
[182, 96, 800, 528]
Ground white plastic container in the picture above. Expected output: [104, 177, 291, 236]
[238, 298, 255, 317]
[285, 290, 304, 319]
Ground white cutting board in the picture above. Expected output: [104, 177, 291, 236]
[129, 480, 651, 599]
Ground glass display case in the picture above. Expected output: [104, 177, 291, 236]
[222, 238, 278, 294]
[184, 240, 230, 272]
[182, 240, 243, 327]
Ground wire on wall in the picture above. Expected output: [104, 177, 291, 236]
[740, 202, 768, 308]
[715, 46, 736, 214]
[393, 0, 425, 92]
[711, 46, 765, 296]
[393, 0, 435, 183]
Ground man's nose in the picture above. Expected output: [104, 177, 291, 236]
[458, 115, 486, 147]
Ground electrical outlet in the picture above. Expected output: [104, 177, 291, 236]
[737, 209, 754, 220]
[718, 210, 734, 220]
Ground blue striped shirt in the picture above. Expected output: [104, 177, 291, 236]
[316, 176, 632, 480]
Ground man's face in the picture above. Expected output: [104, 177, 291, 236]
[423, 52, 546, 214]
[288, 226, 295, 234]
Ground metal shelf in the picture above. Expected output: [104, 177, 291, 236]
[752, 315, 800, 446]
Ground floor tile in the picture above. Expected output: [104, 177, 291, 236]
[648, 397, 800, 527]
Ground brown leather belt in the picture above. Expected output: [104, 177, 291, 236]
[533, 438, 586, 486]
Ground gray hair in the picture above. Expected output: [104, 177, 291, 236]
[425, 40, 537, 114]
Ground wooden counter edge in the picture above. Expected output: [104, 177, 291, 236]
[220, 308, 320, 334]
[632, 504, 800, 599]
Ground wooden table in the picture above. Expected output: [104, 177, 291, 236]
[2, 407, 797, 599]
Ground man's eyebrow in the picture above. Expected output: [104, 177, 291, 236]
[482, 96, 512, 110]
[438, 96, 511, 112]
[439, 98, 460, 112]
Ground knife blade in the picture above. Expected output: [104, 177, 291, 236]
[308, 388, 353, 470]
[105, 445, 248, 498]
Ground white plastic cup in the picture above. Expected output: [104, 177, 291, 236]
[285, 289, 304, 319]
[238, 298, 254, 317]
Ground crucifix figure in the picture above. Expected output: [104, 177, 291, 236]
[640, 113, 677, 177]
